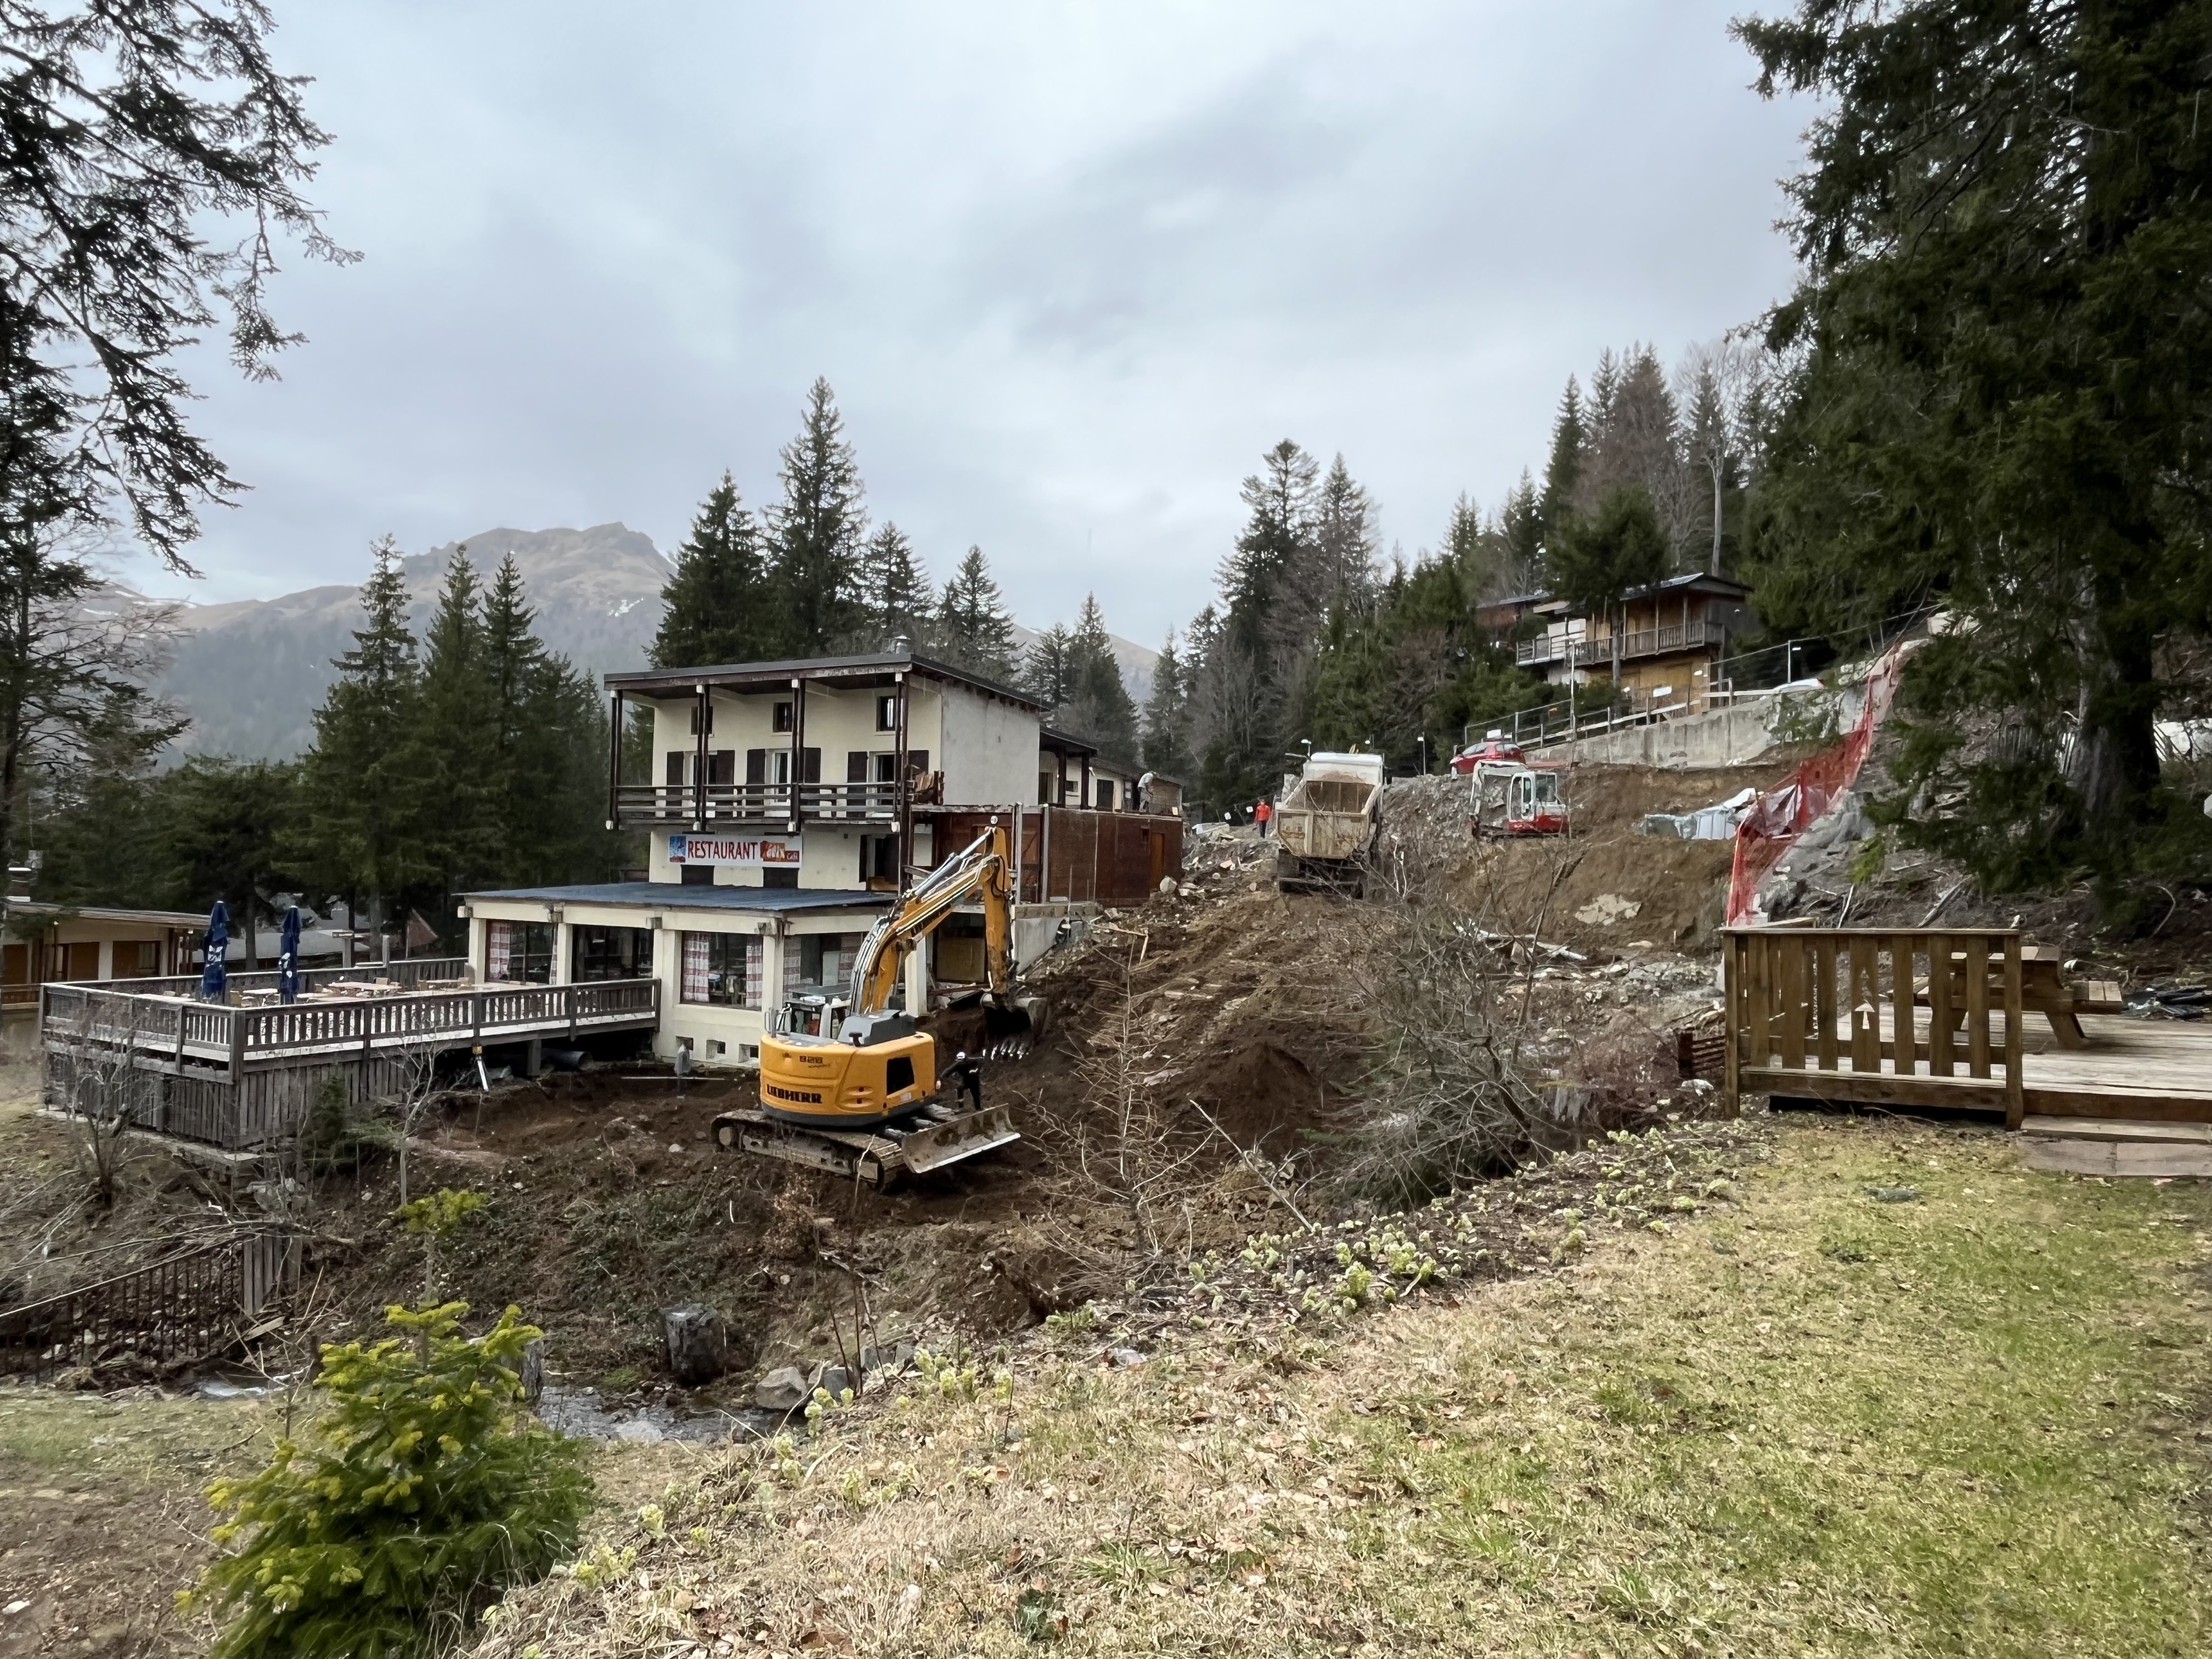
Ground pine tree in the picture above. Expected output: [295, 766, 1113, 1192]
[296, 538, 430, 936]
[1549, 487, 1672, 691]
[861, 522, 932, 648]
[1498, 472, 1544, 591]
[935, 546, 1020, 682]
[1220, 440, 1319, 657]
[652, 472, 770, 670]
[1141, 631, 1194, 778]
[1539, 377, 1586, 566]
[417, 550, 495, 891]
[1063, 595, 1139, 757]
[1023, 624, 1074, 710]
[766, 379, 868, 655]
[1739, 0, 2212, 895]
[1307, 454, 1379, 615]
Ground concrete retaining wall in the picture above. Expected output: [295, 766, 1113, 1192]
[1538, 703, 1785, 769]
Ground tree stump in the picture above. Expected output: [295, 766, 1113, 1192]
[662, 1304, 727, 1386]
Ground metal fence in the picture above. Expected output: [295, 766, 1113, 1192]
[0, 1233, 295, 1382]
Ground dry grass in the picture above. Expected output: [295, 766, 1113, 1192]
[470, 1115, 2212, 1658]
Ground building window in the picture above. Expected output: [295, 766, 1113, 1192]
[681, 932, 760, 1008]
[688, 703, 714, 735]
[861, 834, 898, 884]
[876, 693, 898, 732]
[772, 699, 795, 732]
[764, 867, 799, 889]
[1096, 779, 1115, 811]
[788, 932, 867, 992]
[571, 924, 652, 982]
[487, 921, 554, 984]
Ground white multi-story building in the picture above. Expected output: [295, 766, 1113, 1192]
[461, 648, 1181, 1068]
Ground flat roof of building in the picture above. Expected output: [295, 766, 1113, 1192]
[12, 901, 213, 928]
[464, 882, 894, 915]
[606, 649, 1046, 712]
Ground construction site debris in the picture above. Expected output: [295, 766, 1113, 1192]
[2128, 983, 2210, 1020]
[1640, 786, 1757, 840]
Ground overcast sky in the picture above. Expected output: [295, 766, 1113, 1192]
[137, 1, 1812, 645]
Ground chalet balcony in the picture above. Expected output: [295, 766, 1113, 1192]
[1516, 616, 1719, 669]
[611, 780, 905, 830]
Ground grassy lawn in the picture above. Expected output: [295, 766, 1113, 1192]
[476, 1116, 2212, 1658]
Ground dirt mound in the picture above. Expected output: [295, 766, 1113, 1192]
[1378, 763, 1797, 952]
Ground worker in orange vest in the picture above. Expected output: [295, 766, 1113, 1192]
[1255, 797, 1273, 837]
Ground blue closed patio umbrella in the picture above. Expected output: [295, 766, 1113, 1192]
[276, 904, 302, 1004]
[200, 900, 229, 1002]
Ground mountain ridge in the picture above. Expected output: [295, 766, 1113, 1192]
[158, 525, 1155, 760]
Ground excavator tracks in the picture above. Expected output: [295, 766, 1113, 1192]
[712, 1103, 1019, 1184]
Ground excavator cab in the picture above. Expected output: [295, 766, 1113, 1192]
[758, 1012, 936, 1130]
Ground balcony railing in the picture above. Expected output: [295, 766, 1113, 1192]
[612, 781, 903, 828]
[1517, 617, 1718, 669]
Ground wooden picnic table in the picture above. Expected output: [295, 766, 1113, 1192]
[1920, 945, 2088, 1048]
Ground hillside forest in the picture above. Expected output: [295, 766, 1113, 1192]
[10, 2, 2212, 943]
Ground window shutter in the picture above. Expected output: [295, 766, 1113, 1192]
[709, 749, 735, 785]
[746, 748, 766, 784]
[802, 747, 822, 783]
[665, 751, 685, 786]
[847, 751, 868, 782]
[907, 749, 929, 777]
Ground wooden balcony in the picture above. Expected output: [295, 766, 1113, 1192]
[612, 780, 903, 829]
[1517, 617, 1718, 669]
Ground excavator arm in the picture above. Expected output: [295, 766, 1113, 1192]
[847, 822, 1017, 1015]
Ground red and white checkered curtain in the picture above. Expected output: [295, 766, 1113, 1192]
[742, 936, 762, 1008]
[682, 933, 710, 1003]
[487, 921, 512, 981]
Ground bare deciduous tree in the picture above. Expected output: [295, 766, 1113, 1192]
[1676, 335, 1773, 575]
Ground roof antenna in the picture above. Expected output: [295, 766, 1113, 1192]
[891, 634, 910, 655]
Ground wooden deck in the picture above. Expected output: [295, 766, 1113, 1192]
[1748, 1005, 2212, 1123]
[38, 976, 661, 1149]
[1724, 926, 2212, 1126]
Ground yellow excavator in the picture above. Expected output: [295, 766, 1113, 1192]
[710, 821, 1041, 1183]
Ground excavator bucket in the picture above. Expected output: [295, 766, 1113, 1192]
[980, 995, 1048, 1060]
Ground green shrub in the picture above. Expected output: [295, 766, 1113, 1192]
[190, 1302, 592, 1659]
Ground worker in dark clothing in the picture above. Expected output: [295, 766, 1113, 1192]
[944, 1049, 984, 1113]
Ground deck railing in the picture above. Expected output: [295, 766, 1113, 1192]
[612, 780, 902, 828]
[89, 957, 471, 1002]
[1723, 926, 2025, 1124]
[41, 976, 659, 1078]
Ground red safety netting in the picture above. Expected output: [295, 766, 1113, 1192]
[1725, 641, 1908, 923]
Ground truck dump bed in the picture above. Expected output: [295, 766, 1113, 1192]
[1275, 753, 1385, 868]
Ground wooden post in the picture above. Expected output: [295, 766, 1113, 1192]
[693, 683, 710, 830]
[1814, 934, 1838, 1071]
[788, 675, 806, 833]
[605, 691, 623, 832]
[894, 670, 910, 893]
[1848, 934, 1878, 1072]
[1928, 930, 1954, 1077]
[1965, 935, 1991, 1077]
[1721, 933, 1741, 1113]
[2002, 932, 2024, 1127]
[228, 1007, 246, 1085]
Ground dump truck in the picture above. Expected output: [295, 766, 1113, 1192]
[1273, 751, 1386, 895]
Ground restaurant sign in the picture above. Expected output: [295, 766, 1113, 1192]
[667, 834, 802, 868]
